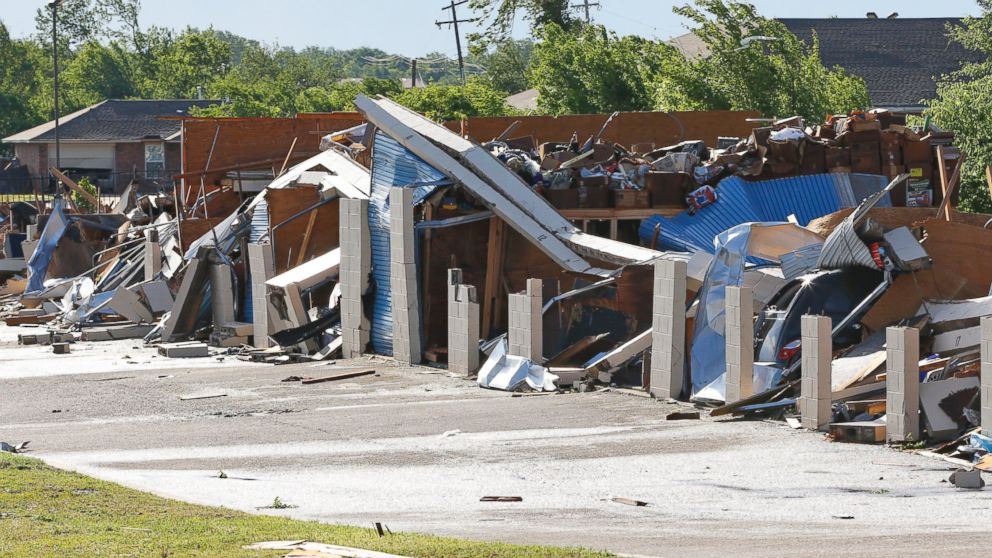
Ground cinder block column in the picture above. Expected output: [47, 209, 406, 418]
[800, 315, 832, 431]
[886, 326, 920, 443]
[389, 188, 422, 364]
[20, 240, 38, 261]
[650, 259, 687, 400]
[725, 286, 754, 403]
[247, 242, 274, 348]
[340, 198, 371, 358]
[209, 261, 236, 326]
[144, 229, 162, 280]
[26, 224, 38, 240]
[982, 317, 992, 437]
[447, 269, 480, 375]
[507, 278, 543, 362]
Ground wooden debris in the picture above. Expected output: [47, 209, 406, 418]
[179, 393, 227, 401]
[829, 420, 885, 444]
[300, 369, 375, 385]
[666, 411, 700, 421]
[611, 497, 649, 507]
[480, 496, 522, 502]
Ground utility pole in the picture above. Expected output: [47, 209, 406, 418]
[49, 0, 64, 175]
[435, 0, 475, 84]
[571, 0, 600, 23]
[411, 58, 417, 88]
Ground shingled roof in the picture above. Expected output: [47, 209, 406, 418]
[669, 18, 987, 111]
[780, 18, 985, 110]
[3, 99, 220, 143]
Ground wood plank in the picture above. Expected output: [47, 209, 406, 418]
[936, 152, 965, 221]
[50, 167, 101, 209]
[559, 207, 682, 220]
[936, 145, 949, 210]
[296, 209, 319, 267]
[300, 368, 375, 384]
[481, 217, 505, 339]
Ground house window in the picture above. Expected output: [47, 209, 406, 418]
[145, 142, 165, 180]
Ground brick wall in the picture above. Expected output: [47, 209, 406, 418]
[14, 144, 47, 189]
[114, 142, 144, 193]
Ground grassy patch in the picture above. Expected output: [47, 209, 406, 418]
[0, 454, 611, 557]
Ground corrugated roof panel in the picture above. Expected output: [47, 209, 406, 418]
[639, 173, 891, 255]
[368, 131, 450, 356]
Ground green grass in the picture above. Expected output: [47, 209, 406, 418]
[0, 454, 612, 558]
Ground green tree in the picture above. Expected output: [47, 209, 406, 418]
[926, 1, 992, 213]
[392, 79, 514, 121]
[469, 0, 577, 47]
[61, 41, 135, 107]
[653, 0, 869, 122]
[150, 28, 231, 98]
[529, 23, 672, 114]
[470, 39, 535, 94]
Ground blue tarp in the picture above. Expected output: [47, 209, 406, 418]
[639, 173, 891, 254]
[368, 131, 451, 356]
[26, 198, 68, 294]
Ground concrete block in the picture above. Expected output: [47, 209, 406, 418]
[650, 259, 687, 400]
[144, 237, 162, 280]
[209, 263, 236, 326]
[724, 286, 754, 403]
[139, 281, 173, 314]
[52, 342, 70, 354]
[108, 286, 154, 324]
[248, 242, 275, 349]
[158, 342, 209, 358]
[800, 315, 832, 431]
[389, 189, 421, 364]
[886, 326, 920, 443]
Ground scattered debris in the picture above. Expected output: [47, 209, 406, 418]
[610, 497, 649, 507]
[0, 441, 29, 454]
[480, 496, 523, 502]
[300, 369, 375, 385]
[666, 411, 701, 421]
[948, 468, 985, 489]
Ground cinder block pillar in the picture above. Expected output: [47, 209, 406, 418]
[340, 198, 371, 358]
[247, 242, 274, 348]
[389, 188, 422, 364]
[507, 278, 543, 362]
[20, 240, 38, 261]
[209, 261, 236, 326]
[650, 259, 687, 400]
[447, 269, 480, 375]
[144, 229, 162, 280]
[725, 286, 754, 403]
[886, 326, 920, 443]
[982, 317, 992, 437]
[26, 224, 38, 240]
[800, 315, 832, 431]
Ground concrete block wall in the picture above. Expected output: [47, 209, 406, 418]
[982, 317, 992, 437]
[447, 268, 480, 375]
[247, 242, 275, 349]
[650, 259, 687, 400]
[800, 315, 832, 431]
[886, 326, 920, 443]
[389, 188, 422, 364]
[340, 198, 371, 358]
[725, 285, 754, 403]
[507, 278, 543, 362]
[144, 229, 161, 280]
[209, 262, 236, 326]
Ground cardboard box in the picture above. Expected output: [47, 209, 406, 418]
[579, 186, 609, 208]
[578, 175, 609, 188]
[880, 131, 904, 166]
[800, 141, 826, 174]
[547, 188, 579, 209]
[907, 178, 933, 208]
[850, 141, 881, 174]
[903, 139, 932, 165]
[768, 139, 801, 163]
[612, 189, 650, 209]
[825, 146, 851, 169]
[645, 172, 691, 207]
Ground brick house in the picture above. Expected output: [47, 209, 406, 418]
[2, 99, 218, 194]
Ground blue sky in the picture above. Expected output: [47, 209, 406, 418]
[1, 0, 982, 57]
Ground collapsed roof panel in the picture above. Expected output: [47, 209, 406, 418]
[354, 96, 659, 274]
[640, 173, 891, 254]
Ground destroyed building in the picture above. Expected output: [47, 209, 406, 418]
[1, 96, 991, 470]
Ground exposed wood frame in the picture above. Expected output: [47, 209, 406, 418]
[481, 216, 506, 339]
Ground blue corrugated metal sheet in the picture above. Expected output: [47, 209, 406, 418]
[638, 173, 890, 254]
[243, 199, 269, 322]
[368, 131, 450, 356]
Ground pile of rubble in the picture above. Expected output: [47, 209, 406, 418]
[0, 99, 990, 471]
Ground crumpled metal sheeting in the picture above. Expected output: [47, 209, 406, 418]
[25, 198, 69, 294]
[639, 173, 891, 255]
[815, 176, 905, 270]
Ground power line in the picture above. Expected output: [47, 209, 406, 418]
[571, 0, 600, 23]
[435, 0, 477, 83]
